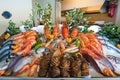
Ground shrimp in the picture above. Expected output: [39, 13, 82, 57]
[71, 28, 78, 38]
[26, 35, 36, 41]
[80, 38, 86, 48]
[45, 39, 53, 48]
[62, 23, 69, 38]
[0, 70, 5, 76]
[13, 33, 24, 40]
[80, 48, 101, 60]
[18, 64, 30, 74]
[85, 33, 103, 55]
[12, 38, 25, 45]
[24, 30, 37, 37]
[78, 33, 90, 46]
[28, 64, 38, 77]
[44, 25, 50, 38]
[53, 23, 59, 38]
[86, 33, 102, 47]
[59, 41, 65, 52]
[30, 57, 39, 66]
[21, 43, 33, 56]
[11, 47, 21, 54]
[86, 44, 103, 56]
[103, 67, 116, 77]
[16, 41, 32, 56]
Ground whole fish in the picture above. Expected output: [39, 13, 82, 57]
[35, 47, 45, 54]
[0, 45, 12, 55]
[1, 36, 13, 47]
[98, 36, 120, 53]
[83, 53, 115, 77]
[106, 55, 120, 75]
[0, 60, 8, 70]
[93, 35, 120, 76]
[0, 49, 11, 61]
[1, 41, 12, 48]
[13, 56, 34, 73]
[4, 56, 22, 76]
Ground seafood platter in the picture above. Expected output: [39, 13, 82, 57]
[0, 22, 120, 79]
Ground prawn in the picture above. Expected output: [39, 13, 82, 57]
[28, 64, 38, 77]
[71, 28, 78, 38]
[44, 26, 50, 38]
[53, 23, 59, 38]
[62, 23, 69, 38]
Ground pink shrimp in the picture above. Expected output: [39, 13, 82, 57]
[103, 67, 116, 77]
[71, 28, 78, 38]
[12, 38, 26, 45]
[59, 41, 65, 52]
[13, 34, 25, 40]
[28, 64, 38, 77]
[16, 41, 32, 56]
[0, 70, 5, 76]
[80, 48, 101, 60]
[26, 35, 36, 41]
[53, 23, 59, 38]
[23, 30, 37, 37]
[62, 23, 69, 38]
[11, 47, 21, 54]
[78, 33, 90, 47]
[86, 44, 103, 56]
[30, 57, 39, 66]
[18, 64, 30, 74]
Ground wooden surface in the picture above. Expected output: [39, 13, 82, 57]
[84, 13, 116, 23]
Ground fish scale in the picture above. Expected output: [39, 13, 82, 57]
[0, 49, 11, 61]
[0, 45, 12, 55]
[1, 36, 13, 46]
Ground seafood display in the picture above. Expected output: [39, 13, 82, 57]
[79, 33, 117, 77]
[0, 23, 120, 78]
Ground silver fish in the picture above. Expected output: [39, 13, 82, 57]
[102, 44, 120, 75]
[98, 36, 120, 53]
[0, 49, 11, 61]
[98, 36, 120, 75]
[63, 46, 79, 53]
[1, 36, 13, 46]
[0, 45, 12, 55]
[35, 47, 45, 54]
[1, 41, 12, 47]
[13, 56, 34, 73]
[0, 60, 9, 70]
[4, 56, 22, 76]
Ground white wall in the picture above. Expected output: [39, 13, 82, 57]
[116, 0, 120, 26]
[0, 0, 32, 35]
